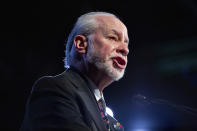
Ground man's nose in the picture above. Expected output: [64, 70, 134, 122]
[116, 43, 129, 56]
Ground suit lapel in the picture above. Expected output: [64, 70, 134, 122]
[77, 91, 107, 131]
[65, 68, 107, 131]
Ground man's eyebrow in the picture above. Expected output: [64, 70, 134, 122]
[110, 29, 121, 38]
[111, 29, 129, 44]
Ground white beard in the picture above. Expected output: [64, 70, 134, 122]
[86, 43, 126, 81]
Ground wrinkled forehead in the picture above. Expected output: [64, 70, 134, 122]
[95, 16, 129, 39]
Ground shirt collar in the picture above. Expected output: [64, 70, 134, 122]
[93, 87, 104, 101]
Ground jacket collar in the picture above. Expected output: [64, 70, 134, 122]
[62, 67, 107, 131]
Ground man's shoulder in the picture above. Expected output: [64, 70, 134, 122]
[31, 69, 75, 94]
[30, 68, 91, 98]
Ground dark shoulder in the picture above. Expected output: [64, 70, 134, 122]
[31, 70, 75, 96]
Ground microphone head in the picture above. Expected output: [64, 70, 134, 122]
[132, 94, 147, 100]
[132, 94, 151, 106]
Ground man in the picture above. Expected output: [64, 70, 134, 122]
[20, 11, 129, 131]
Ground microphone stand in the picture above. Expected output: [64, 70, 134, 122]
[133, 94, 197, 118]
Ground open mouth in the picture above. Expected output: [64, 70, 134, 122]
[112, 56, 126, 69]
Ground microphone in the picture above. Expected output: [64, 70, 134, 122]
[132, 94, 151, 105]
[132, 94, 197, 118]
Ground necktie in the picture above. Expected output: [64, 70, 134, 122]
[98, 98, 111, 131]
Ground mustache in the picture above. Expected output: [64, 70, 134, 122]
[109, 54, 127, 61]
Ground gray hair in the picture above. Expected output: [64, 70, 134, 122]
[64, 11, 118, 68]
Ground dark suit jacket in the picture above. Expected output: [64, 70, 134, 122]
[20, 68, 124, 131]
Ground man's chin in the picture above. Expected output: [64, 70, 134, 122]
[91, 60, 125, 81]
[107, 66, 125, 81]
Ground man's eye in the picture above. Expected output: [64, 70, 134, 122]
[108, 36, 117, 41]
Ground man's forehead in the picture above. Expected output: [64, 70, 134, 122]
[96, 16, 128, 36]
[96, 16, 123, 27]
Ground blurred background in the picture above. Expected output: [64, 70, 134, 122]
[1, 0, 197, 131]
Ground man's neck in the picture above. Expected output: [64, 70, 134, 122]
[71, 63, 113, 92]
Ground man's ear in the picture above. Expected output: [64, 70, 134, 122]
[73, 35, 88, 54]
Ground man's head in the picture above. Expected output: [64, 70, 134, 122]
[65, 12, 129, 81]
